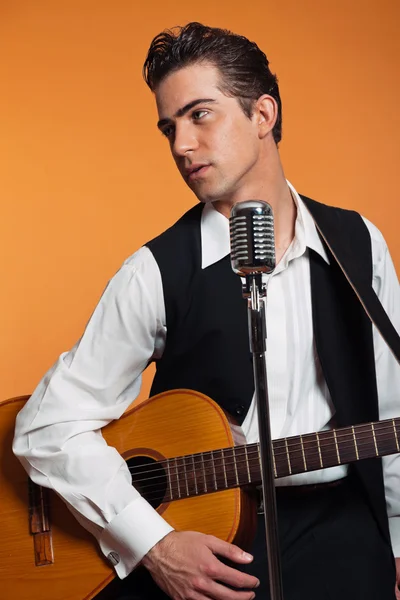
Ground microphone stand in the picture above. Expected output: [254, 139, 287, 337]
[245, 273, 284, 600]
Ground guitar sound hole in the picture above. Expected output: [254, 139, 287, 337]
[127, 456, 168, 509]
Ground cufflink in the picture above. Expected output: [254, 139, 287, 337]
[107, 551, 120, 566]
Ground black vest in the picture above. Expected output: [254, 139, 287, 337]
[146, 196, 391, 546]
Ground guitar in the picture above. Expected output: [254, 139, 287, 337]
[1, 389, 399, 600]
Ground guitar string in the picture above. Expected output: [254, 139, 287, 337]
[126, 424, 399, 479]
[127, 435, 398, 493]
[126, 420, 399, 475]
[135, 437, 396, 502]
[127, 433, 399, 486]
[129, 435, 390, 503]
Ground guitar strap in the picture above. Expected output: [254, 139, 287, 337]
[302, 196, 400, 365]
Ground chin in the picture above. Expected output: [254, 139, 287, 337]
[191, 189, 215, 204]
[193, 187, 229, 205]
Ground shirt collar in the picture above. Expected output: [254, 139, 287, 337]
[201, 180, 330, 269]
[288, 181, 330, 265]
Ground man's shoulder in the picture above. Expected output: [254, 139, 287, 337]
[360, 216, 387, 247]
[360, 217, 390, 266]
[301, 194, 388, 250]
[119, 204, 204, 282]
[300, 194, 394, 283]
[300, 194, 374, 243]
[300, 194, 360, 219]
[143, 203, 204, 276]
[146, 203, 204, 248]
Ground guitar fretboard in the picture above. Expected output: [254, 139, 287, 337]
[157, 417, 400, 502]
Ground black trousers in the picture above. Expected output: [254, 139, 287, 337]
[97, 476, 396, 600]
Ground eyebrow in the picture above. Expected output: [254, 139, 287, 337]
[157, 98, 216, 130]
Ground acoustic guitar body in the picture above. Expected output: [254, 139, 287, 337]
[0, 390, 256, 600]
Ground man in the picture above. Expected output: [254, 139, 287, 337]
[13, 22, 400, 600]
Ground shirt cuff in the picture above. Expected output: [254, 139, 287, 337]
[388, 516, 400, 557]
[98, 496, 174, 579]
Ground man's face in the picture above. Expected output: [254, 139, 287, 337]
[155, 62, 262, 204]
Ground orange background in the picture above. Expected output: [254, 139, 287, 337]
[1, 1, 399, 403]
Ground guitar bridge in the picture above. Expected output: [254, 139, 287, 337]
[28, 479, 54, 566]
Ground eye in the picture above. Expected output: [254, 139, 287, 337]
[192, 109, 208, 121]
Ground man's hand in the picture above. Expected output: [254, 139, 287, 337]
[142, 530, 260, 600]
[395, 557, 400, 600]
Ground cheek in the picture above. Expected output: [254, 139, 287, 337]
[214, 125, 242, 159]
[224, 118, 256, 148]
[222, 132, 258, 167]
[207, 115, 258, 170]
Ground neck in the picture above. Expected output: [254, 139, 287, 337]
[212, 153, 297, 263]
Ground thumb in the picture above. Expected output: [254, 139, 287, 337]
[205, 535, 254, 564]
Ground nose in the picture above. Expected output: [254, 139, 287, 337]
[171, 123, 199, 158]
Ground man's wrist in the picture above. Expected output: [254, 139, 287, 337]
[142, 530, 175, 569]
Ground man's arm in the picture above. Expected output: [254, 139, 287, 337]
[13, 246, 174, 578]
[363, 218, 400, 597]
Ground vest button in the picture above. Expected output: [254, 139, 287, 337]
[234, 404, 245, 417]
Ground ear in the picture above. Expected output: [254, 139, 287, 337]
[254, 94, 278, 139]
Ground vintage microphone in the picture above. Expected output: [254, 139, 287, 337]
[230, 200, 284, 600]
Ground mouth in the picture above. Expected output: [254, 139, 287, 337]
[186, 164, 210, 181]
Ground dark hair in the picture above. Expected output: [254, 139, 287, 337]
[143, 22, 282, 144]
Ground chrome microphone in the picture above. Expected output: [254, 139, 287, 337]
[230, 201, 284, 600]
[229, 200, 276, 285]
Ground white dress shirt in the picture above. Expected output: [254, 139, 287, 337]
[13, 182, 400, 579]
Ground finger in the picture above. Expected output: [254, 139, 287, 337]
[194, 577, 256, 600]
[213, 562, 259, 590]
[206, 536, 254, 564]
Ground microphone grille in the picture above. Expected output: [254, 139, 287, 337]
[230, 200, 275, 276]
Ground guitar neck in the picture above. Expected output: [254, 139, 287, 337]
[163, 417, 400, 502]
